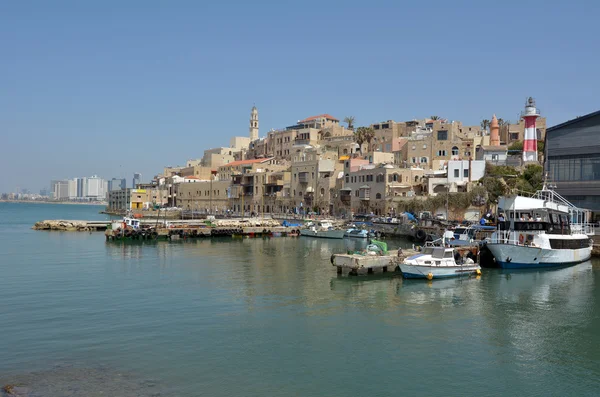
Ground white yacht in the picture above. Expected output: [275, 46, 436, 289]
[487, 187, 594, 269]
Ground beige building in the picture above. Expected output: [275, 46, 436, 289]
[228, 166, 292, 215]
[290, 147, 339, 214]
[175, 179, 231, 213]
[338, 164, 425, 216]
[217, 157, 278, 181]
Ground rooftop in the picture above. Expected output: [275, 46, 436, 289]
[221, 158, 274, 167]
[299, 114, 339, 123]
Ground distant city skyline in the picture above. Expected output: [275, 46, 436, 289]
[2, 1, 599, 192]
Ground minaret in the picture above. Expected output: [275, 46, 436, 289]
[522, 97, 540, 162]
[490, 114, 500, 146]
[249, 105, 259, 141]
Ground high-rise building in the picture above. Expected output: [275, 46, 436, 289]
[86, 175, 107, 200]
[76, 177, 87, 199]
[68, 179, 78, 200]
[108, 178, 126, 192]
[133, 173, 142, 188]
[51, 180, 69, 200]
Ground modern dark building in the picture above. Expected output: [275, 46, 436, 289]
[545, 110, 600, 221]
[132, 173, 142, 189]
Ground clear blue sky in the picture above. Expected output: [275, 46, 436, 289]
[1, 0, 599, 193]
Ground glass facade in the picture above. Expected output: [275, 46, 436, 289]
[548, 154, 600, 182]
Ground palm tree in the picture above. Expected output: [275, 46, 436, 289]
[481, 119, 490, 133]
[356, 126, 375, 152]
[343, 116, 355, 130]
[353, 128, 365, 154]
[430, 115, 440, 120]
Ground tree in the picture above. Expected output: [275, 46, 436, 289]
[353, 128, 365, 153]
[356, 126, 375, 152]
[481, 119, 490, 132]
[343, 116, 355, 129]
[508, 141, 523, 151]
[430, 115, 440, 120]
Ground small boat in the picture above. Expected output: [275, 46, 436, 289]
[300, 221, 345, 239]
[399, 246, 481, 279]
[344, 228, 372, 239]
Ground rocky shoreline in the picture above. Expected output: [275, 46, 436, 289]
[32, 220, 108, 232]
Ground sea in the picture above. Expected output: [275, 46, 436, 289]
[1, 202, 599, 396]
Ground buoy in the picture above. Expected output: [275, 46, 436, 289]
[426, 272, 433, 280]
[476, 269, 482, 275]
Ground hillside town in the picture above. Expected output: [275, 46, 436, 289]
[100, 97, 594, 223]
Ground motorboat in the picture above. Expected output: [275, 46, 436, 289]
[399, 246, 481, 279]
[487, 187, 594, 269]
[344, 228, 372, 239]
[300, 220, 345, 239]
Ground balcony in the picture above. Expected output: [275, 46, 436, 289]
[359, 186, 371, 201]
[298, 173, 309, 183]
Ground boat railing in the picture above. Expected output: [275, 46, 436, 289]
[570, 223, 596, 236]
[491, 230, 540, 247]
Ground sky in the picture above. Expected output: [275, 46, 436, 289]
[1, 0, 599, 193]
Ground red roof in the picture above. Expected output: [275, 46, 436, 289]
[299, 114, 339, 123]
[221, 158, 274, 167]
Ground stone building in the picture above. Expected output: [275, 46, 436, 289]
[175, 179, 231, 214]
[339, 163, 425, 216]
[290, 147, 339, 214]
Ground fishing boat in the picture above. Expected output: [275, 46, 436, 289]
[300, 220, 345, 239]
[344, 228, 372, 239]
[110, 216, 141, 231]
[399, 246, 481, 279]
[487, 186, 594, 269]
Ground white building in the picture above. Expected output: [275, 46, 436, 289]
[426, 160, 486, 196]
[68, 179, 78, 200]
[85, 175, 107, 200]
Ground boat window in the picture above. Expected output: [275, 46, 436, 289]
[432, 248, 445, 259]
[455, 228, 466, 235]
[422, 247, 434, 255]
[444, 250, 454, 258]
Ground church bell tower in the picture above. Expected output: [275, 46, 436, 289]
[249, 105, 259, 141]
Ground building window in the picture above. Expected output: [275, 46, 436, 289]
[375, 193, 382, 199]
[355, 190, 359, 197]
[437, 150, 447, 156]
[412, 157, 416, 163]
[509, 132, 519, 141]
[420, 157, 428, 163]
[320, 188, 325, 196]
[464, 169, 469, 178]
[491, 154, 499, 161]
[437, 130, 448, 140]
[345, 174, 349, 183]
[454, 169, 459, 178]
[452, 146, 459, 156]
[423, 144, 427, 149]
[412, 145, 416, 150]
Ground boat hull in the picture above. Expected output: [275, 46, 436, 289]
[300, 229, 345, 239]
[399, 263, 480, 279]
[486, 243, 592, 269]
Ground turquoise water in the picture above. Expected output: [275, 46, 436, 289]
[1, 202, 600, 396]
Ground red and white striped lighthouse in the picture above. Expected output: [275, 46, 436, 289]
[522, 97, 540, 162]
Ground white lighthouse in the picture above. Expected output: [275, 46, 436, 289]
[522, 97, 540, 162]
